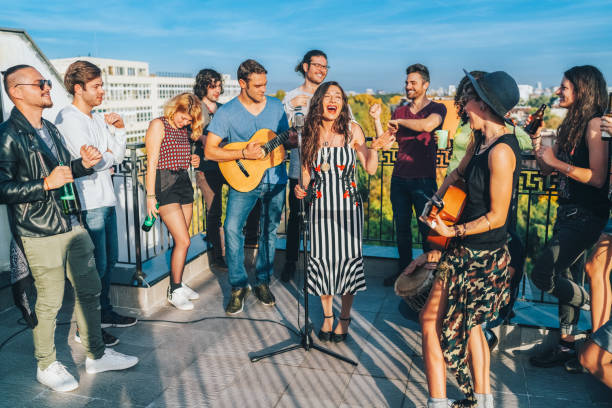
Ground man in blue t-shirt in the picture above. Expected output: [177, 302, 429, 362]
[206, 59, 289, 315]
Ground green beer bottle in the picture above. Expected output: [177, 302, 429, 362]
[58, 161, 79, 215]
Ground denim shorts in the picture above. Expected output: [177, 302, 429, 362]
[592, 318, 612, 354]
[155, 169, 194, 206]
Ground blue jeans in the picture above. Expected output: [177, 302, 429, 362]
[224, 183, 286, 289]
[82, 206, 119, 315]
[390, 176, 437, 271]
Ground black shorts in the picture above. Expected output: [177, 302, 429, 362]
[155, 169, 194, 206]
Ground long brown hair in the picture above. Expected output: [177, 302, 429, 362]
[557, 65, 607, 154]
[301, 81, 351, 170]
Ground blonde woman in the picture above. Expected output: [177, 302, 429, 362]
[145, 93, 203, 310]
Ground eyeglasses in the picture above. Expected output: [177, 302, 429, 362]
[310, 62, 329, 70]
[14, 79, 52, 90]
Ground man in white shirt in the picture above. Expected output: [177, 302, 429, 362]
[280, 50, 329, 282]
[55, 61, 137, 346]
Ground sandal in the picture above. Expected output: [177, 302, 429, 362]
[332, 317, 352, 343]
[317, 314, 334, 342]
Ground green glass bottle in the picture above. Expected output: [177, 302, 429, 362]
[142, 203, 160, 232]
[58, 161, 79, 215]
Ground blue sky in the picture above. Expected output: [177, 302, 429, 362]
[3, 0, 612, 93]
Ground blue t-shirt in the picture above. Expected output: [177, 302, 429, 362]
[208, 96, 289, 185]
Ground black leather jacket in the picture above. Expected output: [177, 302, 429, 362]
[0, 107, 93, 238]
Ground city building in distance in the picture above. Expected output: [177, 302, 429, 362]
[51, 57, 240, 144]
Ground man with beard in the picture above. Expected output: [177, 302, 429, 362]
[55, 60, 136, 348]
[0, 65, 138, 392]
[280, 50, 328, 282]
[372, 64, 447, 286]
[205, 59, 290, 315]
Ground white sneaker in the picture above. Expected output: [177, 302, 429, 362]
[168, 287, 194, 310]
[180, 283, 200, 300]
[36, 361, 78, 392]
[85, 348, 139, 374]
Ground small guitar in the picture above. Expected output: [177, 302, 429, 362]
[424, 181, 467, 250]
[218, 128, 295, 192]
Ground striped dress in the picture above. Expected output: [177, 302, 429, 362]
[307, 144, 366, 295]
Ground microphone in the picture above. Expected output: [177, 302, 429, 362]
[294, 110, 304, 148]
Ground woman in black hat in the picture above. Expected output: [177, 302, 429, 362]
[417, 70, 521, 408]
[528, 65, 609, 370]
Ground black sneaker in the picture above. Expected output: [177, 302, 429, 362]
[280, 261, 296, 282]
[225, 286, 251, 315]
[75, 329, 119, 347]
[564, 357, 588, 374]
[254, 283, 276, 306]
[529, 345, 575, 368]
[101, 311, 138, 328]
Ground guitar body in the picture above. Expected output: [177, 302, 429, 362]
[218, 128, 287, 192]
[426, 182, 468, 250]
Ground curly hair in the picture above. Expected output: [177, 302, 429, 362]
[455, 71, 486, 124]
[557, 65, 608, 154]
[301, 81, 351, 171]
[193, 68, 223, 99]
[163, 92, 203, 141]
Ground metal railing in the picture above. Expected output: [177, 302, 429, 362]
[113, 142, 564, 304]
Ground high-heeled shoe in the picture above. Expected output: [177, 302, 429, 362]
[317, 314, 334, 342]
[332, 317, 352, 343]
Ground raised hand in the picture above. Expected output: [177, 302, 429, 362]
[80, 145, 102, 168]
[369, 103, 381, 121]
[371, 129, 396, 150]
[291, 94, 310, 108]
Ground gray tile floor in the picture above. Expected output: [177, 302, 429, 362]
[0, 256, 610, 407]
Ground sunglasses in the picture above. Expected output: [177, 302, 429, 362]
[14, 79, 52, 90]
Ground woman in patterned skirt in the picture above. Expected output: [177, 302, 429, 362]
[418, 71, 521, 408]
[145, 93, 203, 310]
[295, 81, 395, 342]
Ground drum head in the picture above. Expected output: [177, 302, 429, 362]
[394, 264, 433, 297]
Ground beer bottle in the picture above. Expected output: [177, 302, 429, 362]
[602, 92, 612, 141]
[525, 104, 547, 135]
[58, 161, 79, 215]
[142, 203, 159, 232]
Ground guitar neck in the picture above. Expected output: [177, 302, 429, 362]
[262, 128, 292, 155]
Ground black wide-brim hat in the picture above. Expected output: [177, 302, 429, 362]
[463, 69, 519, 124]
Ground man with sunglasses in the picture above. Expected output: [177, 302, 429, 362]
[0, 65, 138, 393]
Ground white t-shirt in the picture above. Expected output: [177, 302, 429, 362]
[55, 105, 126, 210]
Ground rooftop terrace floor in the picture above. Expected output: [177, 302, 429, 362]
[0, 255, 610, 407]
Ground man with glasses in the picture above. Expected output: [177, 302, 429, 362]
[0, 65, 138, 392]
[280, 50, 328, 282]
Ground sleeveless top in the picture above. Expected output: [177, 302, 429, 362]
[458, 134, 521, 250]
[557, 130, 610, 219]
[157, 117, 191, 170]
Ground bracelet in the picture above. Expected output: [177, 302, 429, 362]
[241, 148, 245, 159]
[565, 164, 571, 174]
[453, 225, 459, 238]
[483, 214, 492, 231]
[146, 194, 156, 198]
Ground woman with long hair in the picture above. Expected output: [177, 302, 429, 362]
[529, 65, 609, 368]
[295, 81, 394, 342]
[145, 92, 203, 310]
[418, 70, 521, 408]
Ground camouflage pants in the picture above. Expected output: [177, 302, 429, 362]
[436, 245, 511, 407]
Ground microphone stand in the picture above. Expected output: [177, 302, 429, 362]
[250, 129, 357, 366]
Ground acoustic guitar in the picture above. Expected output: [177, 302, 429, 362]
[424, 181, 468, 250]
[218, 128, 294, 192]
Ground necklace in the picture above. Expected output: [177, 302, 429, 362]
[321, 147, 331, 172]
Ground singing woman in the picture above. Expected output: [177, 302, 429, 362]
[295, 81, 394, 342]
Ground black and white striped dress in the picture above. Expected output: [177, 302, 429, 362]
[307, 144, 366, 295]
